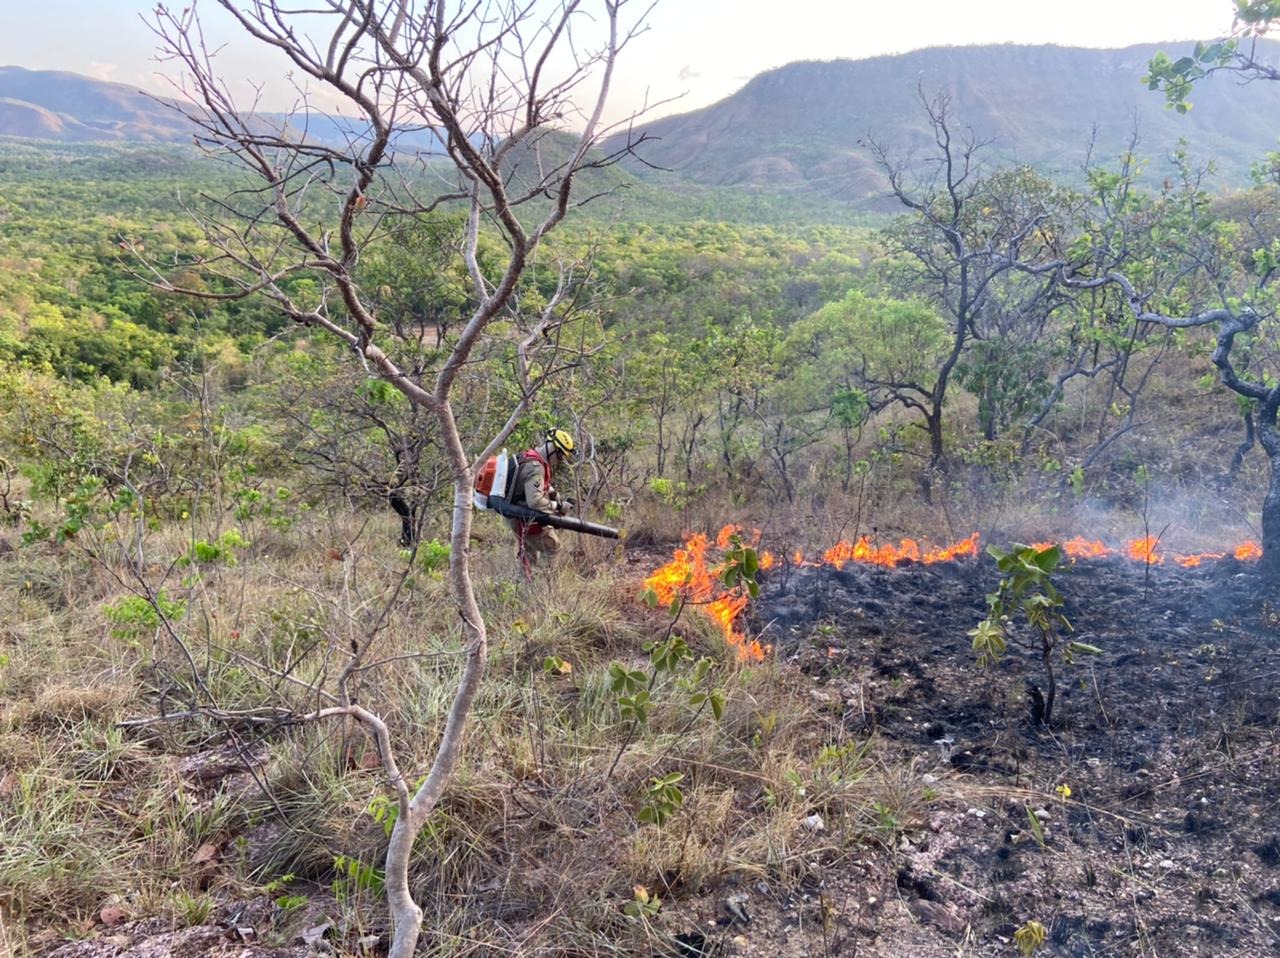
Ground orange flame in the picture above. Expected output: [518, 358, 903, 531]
[922, 532, 982, 563]
[822, 532, 981, 570]
[642, 526, 766, 661]
[1175, 551, 1222, 568]
[1061, 537, 1112, 560]
[642, 526, 1264, 665]
[1235, 541, 1263, 561]
[1125, 536, 1163, 565]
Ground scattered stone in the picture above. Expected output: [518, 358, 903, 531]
[802, 813, 825, 833]
[906, 897, 967, 935]
[299, 921, 334, 950]
[44, 926, 254, 958]
[1033, 808, 1051, 822]
[723, 892, 751, 925]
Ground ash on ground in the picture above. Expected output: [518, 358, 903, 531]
[743, 555, 1280, 957]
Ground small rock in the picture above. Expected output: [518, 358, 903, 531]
[729, 935, 750, 955]
[906, 897, 967, 934]
[299, 920, 334, 949]
[921, 773, 938, 785]
[723, 892, 751, 925]
[357, 934, 382, 952]
[803, 813, 825, 833]
[190, 842, 219, 865]
[1033, 808, 1051, 822]
[1160, 859, 1176, 870]
[967, 807, 986, 819]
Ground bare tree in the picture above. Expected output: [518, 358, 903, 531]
[1046, 145, 1280, 564]
[865, 90, 1066, 493]
[136, 2, 652, 954]
[1064, 260, 1280, 574]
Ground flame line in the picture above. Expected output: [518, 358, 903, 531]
[643, 528, 1262, 663]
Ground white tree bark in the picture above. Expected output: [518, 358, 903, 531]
[143, 2, 652, 952]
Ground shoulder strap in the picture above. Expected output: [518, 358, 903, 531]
[519, 448, 551, 487]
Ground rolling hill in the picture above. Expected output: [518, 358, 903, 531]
[0, 66, 193, 142]
[4, 40, 1279, 211]
[609, 42, 1280, 201]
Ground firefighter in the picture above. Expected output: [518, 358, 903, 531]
[508, 428, 575, 570]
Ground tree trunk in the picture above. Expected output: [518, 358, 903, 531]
[389, 489, 416, 546]
[1261, 449, 1280, 581]
[1260, 414, 1280, 582]
[1041, 641, 1057, 727]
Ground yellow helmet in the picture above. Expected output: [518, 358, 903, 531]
[547, 428, 575, 456]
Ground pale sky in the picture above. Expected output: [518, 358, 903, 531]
[0, 0, 1237, 123]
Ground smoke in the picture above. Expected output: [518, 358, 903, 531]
[1050, 480, 1259, 554]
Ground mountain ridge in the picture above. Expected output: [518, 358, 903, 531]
[3, 41, 1279, 209]
[609, 41, 1280, 200]
[0, 66, 194, 142]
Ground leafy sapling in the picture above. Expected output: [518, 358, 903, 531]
[970, 543, 1102, 726]
[613, 533, 761, 820]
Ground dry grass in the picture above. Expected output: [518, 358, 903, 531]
[1, 378, 1264, 955]
[26, 375, 1261, 952]
[0, 496, 939, 956]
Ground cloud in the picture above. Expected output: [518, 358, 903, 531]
[677, 64, 700, 82]
[87, 61, 118, 82]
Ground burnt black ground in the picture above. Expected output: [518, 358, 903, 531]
[749, 555, 1280, 956]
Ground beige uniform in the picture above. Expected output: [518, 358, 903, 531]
[507, 451, 562, 563]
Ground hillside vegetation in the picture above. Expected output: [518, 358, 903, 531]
[1, 16, 1280, 957]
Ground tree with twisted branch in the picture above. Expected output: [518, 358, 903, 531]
[1108, 2, 1280, 575]
[136, 2, 653, 954]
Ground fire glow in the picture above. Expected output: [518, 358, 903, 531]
[643, 525, 773, 662]
[1031, 536, 1263, 568]
[644, 526, 1263, 662]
